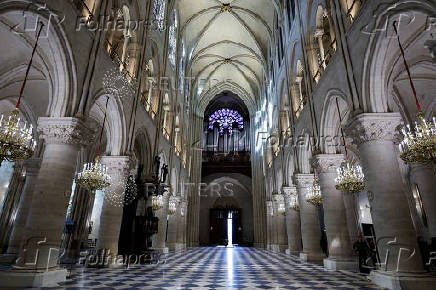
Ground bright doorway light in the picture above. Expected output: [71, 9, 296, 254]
[227, 211, 233, 248]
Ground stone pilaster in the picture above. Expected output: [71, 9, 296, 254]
[177, 199, 187, 248]
[0, 162, 25, 257]
[346, 113, 436, 289]
[313, 154, 358, 271]
[5, 159, 41, 257]
[167, 195, 180, 251]
[96, 156, 132, 258]
[152, 191, 169, 252]
[294, 174, 325, 263]
[272, 193, 287, 252]
[283, 186, 302, 255]
[265, 200, 275, 250]
[0, 118, 92, 288]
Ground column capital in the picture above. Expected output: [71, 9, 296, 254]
[266, 200, 273, 216]
[345, 113, 403, 146]
[100, 155, 132, 177]
[293, 174, 314, 188]
[282, 185, 297, 197]
[37, 117, 93, 146]
[272, 193, 285, 205]
[313, 154, 345, 173]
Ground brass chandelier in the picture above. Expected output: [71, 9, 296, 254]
[168, 196, 177, 215]
[0, 24, 44, 165]
[152, 194, 164, 211]
[306, 175, 323, 207]
[392, 22, 436, 168]
[334, 98, 365, 193]
[76, 97, 111, 192]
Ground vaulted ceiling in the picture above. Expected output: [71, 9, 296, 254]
[178, 0, 277, 111]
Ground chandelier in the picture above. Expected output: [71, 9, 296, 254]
[0, 24, 44, 166]
[289, 195, 300, 212]
[306, 177, 323, 207]
[168, 196, 177, 215]
[335, 161, 365, 193]
[392, 22, 436, 167]
[76, 97, 111, 192]
[278, 202, 286, 216]
[152, 194, 164, 211]
[334, 97, 365, 193]
[208, 108, 244, 136]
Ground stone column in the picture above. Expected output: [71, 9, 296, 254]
[410, 164, 436, 239]
[96, 156, 131, 260]
[4, 159, 41, 259]
[0, 118, 92, 288]
[313, 154, 358, 271]
[178, 200, 187, 248]
[0, 162, 25, 255]
[266, 200, 275, 250]
[152, 191, 169, 253]
[283, 186, 302, 255]
[346, 113, 436, 289]
[342, 192, 360, 244]
[166, 195, 180, 251]
[294, 174, 325, 263]
[272, 193, 287, 252]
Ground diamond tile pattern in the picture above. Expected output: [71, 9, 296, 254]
[40, 247, 379, 289]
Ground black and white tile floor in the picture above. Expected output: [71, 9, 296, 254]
[42, 247, 380, 289]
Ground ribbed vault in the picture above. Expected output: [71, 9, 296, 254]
[178, 0, 277, 110]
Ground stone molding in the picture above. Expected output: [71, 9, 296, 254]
[266, 201, 273, 216]
[293, 174, 315, 188]
[345, 113, 403, 146]
[37, 117, 94, 146]
[313, 154, 345, 174]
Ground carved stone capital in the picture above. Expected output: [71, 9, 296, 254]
[272, 193, 285, 207]
[37, 117, 94, 146]
[293, 174, 315, 188]
[313, 154, 345, 174]
[345, 113, 403, 146]
[100, 156, 132, 177]
[282, 186, 297, 198]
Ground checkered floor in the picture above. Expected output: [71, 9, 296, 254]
[41, 247, 379, 289]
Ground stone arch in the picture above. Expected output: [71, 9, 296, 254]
[134, 125, 153, 179]
[362, 0, 436, 113]
[0, 2, 77, 117]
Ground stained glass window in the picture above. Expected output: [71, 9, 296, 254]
[208, 109, 244, 136]
[168, 10, 177, 68]
[153, 0, 166, 31]
[179, 42, 185, 93]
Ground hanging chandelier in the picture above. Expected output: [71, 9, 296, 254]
[0, 24, 44, 165]
[334, 98, 365, 193]
[168, 196, 177, 215]
[278, 202, 286, 216]
[306, 176, 323, 207]
[76, 97, 111, 192]
[392, 22, 436, 167]
[335, 161, 365, 193]
[289, 195, 300, 212]
[152, 194, 164, 211]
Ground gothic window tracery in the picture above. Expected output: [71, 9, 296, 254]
[153, 0, 167, 31]
[168, 10, 178, 69]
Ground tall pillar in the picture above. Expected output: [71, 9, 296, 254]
[96, 156, 131, 259]
[152, 191, 169, 252]
[314, 154, 358, 271]
[346, 113, 436, 289]
[294, 174, 325, 263]
[283, 186, 302, 255]
[410, 164, 436, 239]
[0, 162, 25, 256]
[178, 200, 187, 248]
[166, 195, 180, 251]
[266, 200, 275, 250]
[272, 193, 287, 252]
[342, 192, 360, 244]
[0, 117, 92, 288]
[4, 159, 41, 259]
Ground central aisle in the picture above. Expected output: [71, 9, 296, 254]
[49, 247, 380, 289]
